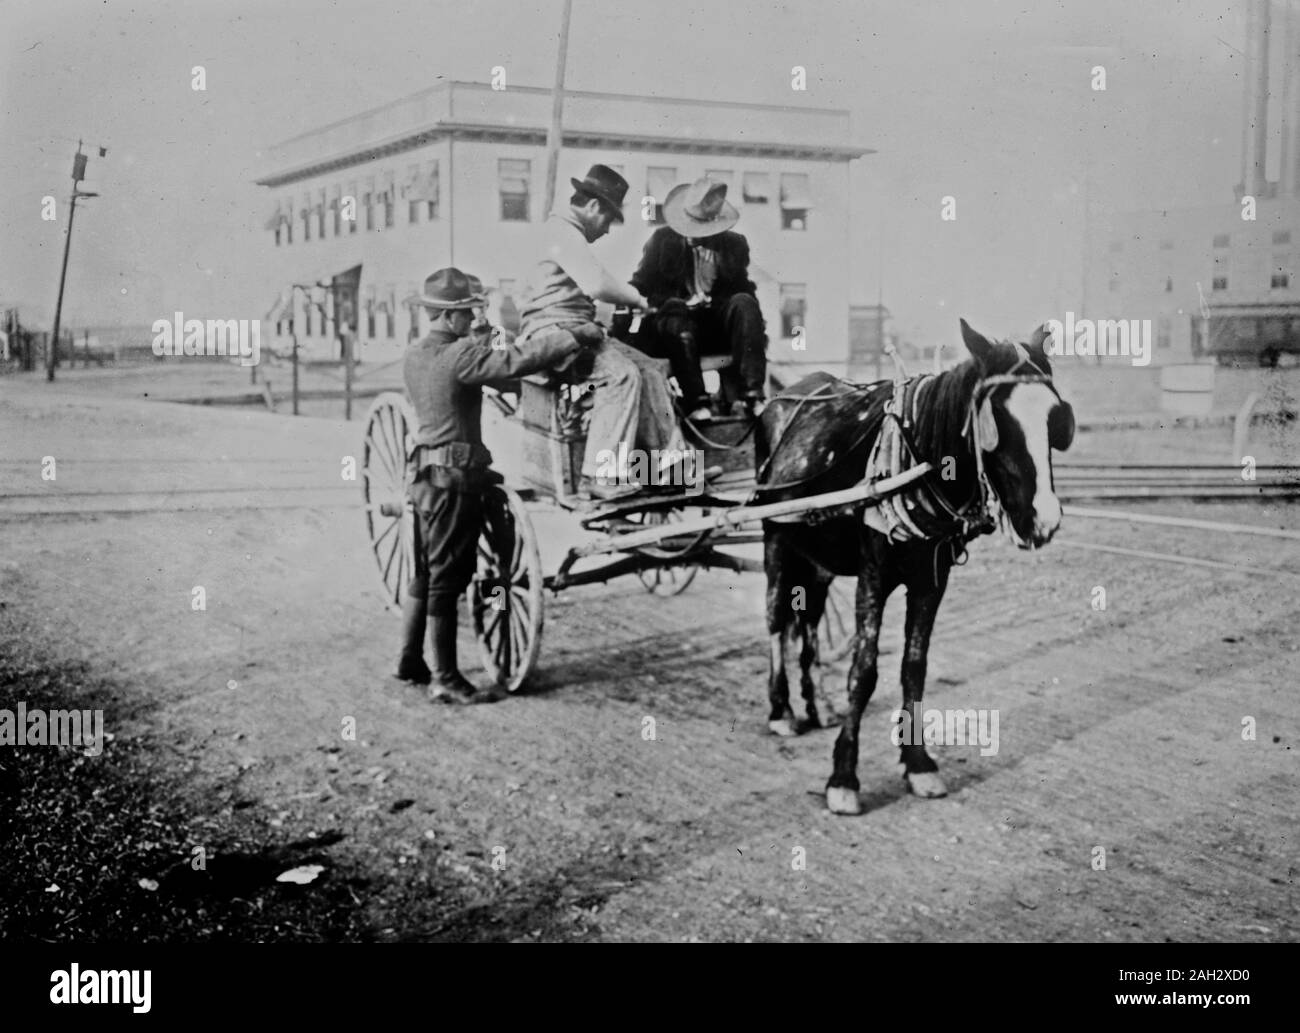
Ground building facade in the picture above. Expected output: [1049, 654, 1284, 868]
[253, 81, 869, 374]
[1086, 198, 1300, 364]
[1085, 0, 1300, 366]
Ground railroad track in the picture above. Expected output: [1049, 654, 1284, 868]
[3, 462, 1296, 516]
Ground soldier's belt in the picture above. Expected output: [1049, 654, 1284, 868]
[413, 442, 491, 470]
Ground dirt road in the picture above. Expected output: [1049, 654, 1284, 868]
[1, 383, 1296, 941]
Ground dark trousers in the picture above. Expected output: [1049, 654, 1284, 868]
[639, 293, 767, 404]
[408, 474, 483, 617]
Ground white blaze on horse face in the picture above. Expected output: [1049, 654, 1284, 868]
[1003, 383, 1062, 543]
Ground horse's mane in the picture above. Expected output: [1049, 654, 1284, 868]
[913, 358, 981, 465]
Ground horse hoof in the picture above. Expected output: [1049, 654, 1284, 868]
[768, 717, 799, 737]
[826, 786, 863, 815]
[906, 771, 948, 798]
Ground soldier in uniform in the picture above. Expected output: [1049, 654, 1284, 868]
[395, 267, 579, 704]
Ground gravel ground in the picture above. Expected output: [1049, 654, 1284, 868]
[1, 377, 1296, 942]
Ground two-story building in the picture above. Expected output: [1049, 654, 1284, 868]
[253, 80, 870, 377]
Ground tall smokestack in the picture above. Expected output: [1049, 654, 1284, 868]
[1283, 1, 1300, 196]
[1242, 0, 1272, 198]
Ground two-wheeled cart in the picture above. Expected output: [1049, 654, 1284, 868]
[361, 362, 931, 692]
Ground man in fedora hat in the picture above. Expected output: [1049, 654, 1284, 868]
[519, 164, 689, 501]
[631, 177, 768, 418]
[397, 266, 579, 704]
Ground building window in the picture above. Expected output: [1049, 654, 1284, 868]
[1274, 230, 1292, 245]
[302, 195, 312, 242]
[364, 177, 375, 232]
[373, 287, 394, 339]
[266, 202, 285, 246]
[382, 174, 395, 229]
[1164, 277, 1173, 292]
[705, 169, 734, 190]
[1212, 234, 1230, 248]
[1108, 277, 1119, 292]
[407, 164, 422, 225]
[405, 161, 438, 221]
[406, 290, 421, 342]
[365, 294, 376, 338]
[779, 283, 806, 338]
[499, 158, 531, 222]
[1212, 277, 1228, 291]
[317, 190, 327, 239]
[284, 203, 293, 244]
[1272, 272, 1290, 289]
[645, 166, 677, 224]
[742, 172, 771, 204]
[1157, 316, 1171, 350]
[780, 173, 810, 230]
[332, 187, 342, 236]
[498, 278, 521, 333]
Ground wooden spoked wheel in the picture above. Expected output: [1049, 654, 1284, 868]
[362, 392, 416, 613]
[818, 577, 857, 662]
[470, 485, 544, 692]
[625, 508, 701, 596]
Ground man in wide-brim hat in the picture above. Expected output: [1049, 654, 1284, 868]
[518, 164, 690, 501]
[631, 176, 768, 418]
[396, 266, 579, 704]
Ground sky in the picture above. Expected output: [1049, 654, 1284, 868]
[0, 0, 1254, 347]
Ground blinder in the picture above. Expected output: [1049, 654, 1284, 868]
[1048, 400, 1075, 452]
[977, 397, 999, 452]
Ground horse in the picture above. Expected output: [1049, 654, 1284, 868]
[754, 319, 1075, 815]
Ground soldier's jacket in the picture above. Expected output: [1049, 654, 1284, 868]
[403, 326, 577, 487]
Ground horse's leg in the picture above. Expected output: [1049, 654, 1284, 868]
[796, 573, 837, 731]
[764, 529, 800, 736]
[826, 562, 889, 815]
[899, 562, 952, 798]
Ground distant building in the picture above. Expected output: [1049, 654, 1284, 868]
[253, 80, 870, 374]
[848, 303, 893, 377]
[1085, 0, 1300, 367]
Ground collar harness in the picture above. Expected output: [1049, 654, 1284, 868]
[864, 343, 1061, 545]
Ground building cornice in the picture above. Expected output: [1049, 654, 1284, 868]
[255, 123, 871, 188]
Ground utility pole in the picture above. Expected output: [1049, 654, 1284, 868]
[542, 0, 574, 219]
[48, 141, 100, 382]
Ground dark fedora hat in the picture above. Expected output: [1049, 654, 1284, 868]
[569, 164, 629, 222]
[415, 267, 487, 309]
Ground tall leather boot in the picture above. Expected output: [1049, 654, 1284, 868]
[428, 612, 481, 705]
[393, 590, 431, 685]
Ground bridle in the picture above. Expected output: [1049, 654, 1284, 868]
[959, 345, 1071, 544]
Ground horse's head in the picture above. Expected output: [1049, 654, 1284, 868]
[959, 318, 1075, 549]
